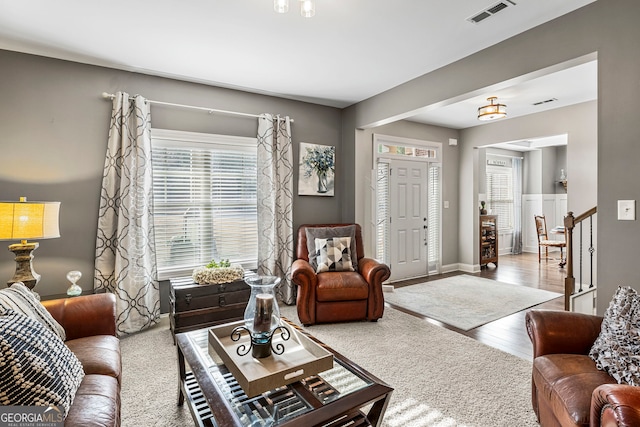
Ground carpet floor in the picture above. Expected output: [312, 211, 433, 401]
[121, 306, 539, 426]
[120, 316, 191, 426]
[384, 274, 562, 330]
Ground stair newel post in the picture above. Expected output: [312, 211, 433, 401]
[563, 212, 576, 311]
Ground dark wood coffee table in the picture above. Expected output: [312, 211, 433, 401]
[176, 319, 393, 427]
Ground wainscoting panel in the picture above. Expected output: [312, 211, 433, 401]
[499, 231, 513, 255]
[555, 193, 568, 238]
[523, 195, 542, 253]
[523, 194, 567, 253]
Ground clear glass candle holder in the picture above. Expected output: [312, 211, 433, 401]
[231, 276, 289, 358]
[244, 276, 281, 334]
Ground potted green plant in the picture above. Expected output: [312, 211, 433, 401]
[480, 201, 487, 215]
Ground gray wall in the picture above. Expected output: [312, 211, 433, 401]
[521, 141, 567, 196]
[0, 50, 342, 299]
[524, 151, 542, 195]
[526, 145, 566, 196]
[344, 1, 615, 309]
[541, 147, 557, 195]
[556, 145, 567, 194]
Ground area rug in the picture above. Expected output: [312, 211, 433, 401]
[120, 307, 539, 426]
[384, 274, 562, 331]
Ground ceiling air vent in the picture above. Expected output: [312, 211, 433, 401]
[468, 0, 517, 24]
[469, 11, 491, 24]
[532, 98, 558, 106]
[487, 3, 508, 14]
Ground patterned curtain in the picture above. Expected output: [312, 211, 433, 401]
[257, 114, 295, 304]
[95, 92, 160, 335]
[511, 157, 523, 254]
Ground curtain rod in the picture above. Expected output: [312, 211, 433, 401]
[101, 92, 294, 123]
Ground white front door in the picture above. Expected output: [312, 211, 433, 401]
[389, 159, 428, 281]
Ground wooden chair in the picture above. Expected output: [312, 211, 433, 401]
[534, 214, 566, 264]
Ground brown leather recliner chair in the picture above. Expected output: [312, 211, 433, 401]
[291, 223, 391, 326]
[526, 309, 640, 427]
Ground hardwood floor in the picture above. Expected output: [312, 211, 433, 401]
[386, 252, 566, 360]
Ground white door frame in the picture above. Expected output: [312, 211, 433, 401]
[372, 134, 442, 282]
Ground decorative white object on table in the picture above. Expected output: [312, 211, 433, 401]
[192, 263, 244, 285]
[66, 270, 83, 296]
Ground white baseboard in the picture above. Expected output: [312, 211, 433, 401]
[443, 263, 479, 273]
[441, 263, 459, 273]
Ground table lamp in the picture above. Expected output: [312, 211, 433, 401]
[0, 197, 60, 290]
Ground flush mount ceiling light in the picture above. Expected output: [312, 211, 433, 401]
[274, 0, 289, 13]
[300, 0, 315, 17]
[274, 0, 315, 17]
[477, 97, 507, 121]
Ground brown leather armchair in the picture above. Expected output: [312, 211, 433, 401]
[526, 309, 640, 427]
[291, 223, 390, 326]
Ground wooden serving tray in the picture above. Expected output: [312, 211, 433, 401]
[208, 320, 333, 398]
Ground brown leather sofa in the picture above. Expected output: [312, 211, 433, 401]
[42, 293, 121, 427]
[291, 223, 390, 326]
[526, 309, 640, 427]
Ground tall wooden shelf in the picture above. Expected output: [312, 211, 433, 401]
[480, 215, 498, 267]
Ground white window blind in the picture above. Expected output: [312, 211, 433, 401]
[151, 129, 258, 280]
[428, 164, 441, 272]
[486, 165, 514, 231]
[375, 161, 390, 265]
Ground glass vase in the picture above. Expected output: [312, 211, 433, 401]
[243, 275, 282, 358]
[317, 170, 328, 193]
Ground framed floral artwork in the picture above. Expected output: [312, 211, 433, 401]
[298, 142, 335, 196]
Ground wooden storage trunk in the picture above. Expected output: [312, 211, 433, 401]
[169, 276, 252, 339]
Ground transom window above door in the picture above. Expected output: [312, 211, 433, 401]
[376, 139, 439, 161]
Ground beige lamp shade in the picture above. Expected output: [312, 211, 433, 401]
[0, 200, 60, 241]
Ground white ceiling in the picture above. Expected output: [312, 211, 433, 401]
[0, 0, 597, 128]
[486, 134, 569, 152]
[407, 59, 597, 129]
